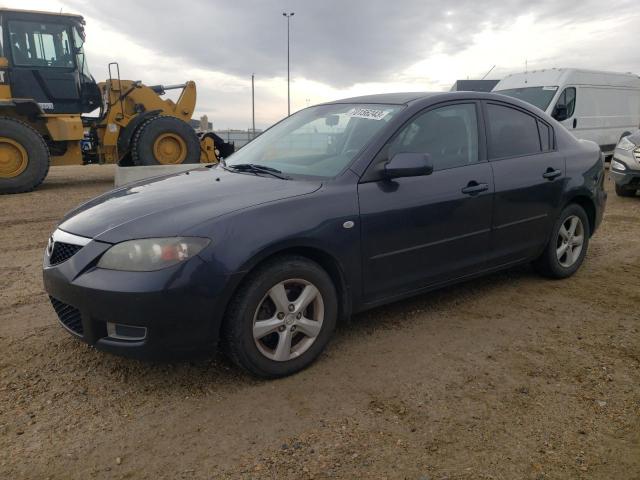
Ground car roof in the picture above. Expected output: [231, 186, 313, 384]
[324, 92, 440, 105]
[322, 91, 541, 108]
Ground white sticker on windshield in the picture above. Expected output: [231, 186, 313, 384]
[347, 108, 390, 120]
[543, 86, 558, 91]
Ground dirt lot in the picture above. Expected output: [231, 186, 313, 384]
[1, 165, 638, 479]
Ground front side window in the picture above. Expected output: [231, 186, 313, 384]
[8, 20, 73, 68]
[226, 103, 403, 178]
[552, 87, 576, 121]
[385, 103, 479, 171]
[486, 103, 542, 159]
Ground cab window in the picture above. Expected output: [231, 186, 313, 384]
[8, 20, 74, 68]
[552, 87, 576, 121]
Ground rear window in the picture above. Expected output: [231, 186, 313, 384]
[486, 104, 542, 159]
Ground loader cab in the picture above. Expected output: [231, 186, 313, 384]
[0, 9, 101, 114]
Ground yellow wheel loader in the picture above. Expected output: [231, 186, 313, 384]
[0, 8, 235, 194]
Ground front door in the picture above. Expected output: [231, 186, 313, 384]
[358, 102, 494, 303]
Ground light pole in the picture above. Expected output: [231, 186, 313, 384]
[251, 73, 255, 139]
[282, 11, 294, 116]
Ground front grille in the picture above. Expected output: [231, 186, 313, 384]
[50, 242, 82, 265]
[49, 296, 84, 336]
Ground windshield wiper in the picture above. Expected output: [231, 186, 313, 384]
[225, 163, 290, 180]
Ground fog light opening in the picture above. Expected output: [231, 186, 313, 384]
[106, 322, 147, 341]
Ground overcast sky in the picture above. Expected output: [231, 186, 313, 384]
[8, 0, 640, 129]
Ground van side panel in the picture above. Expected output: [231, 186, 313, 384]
[494, 69, 640, 156]
[570, 86, 640, 154]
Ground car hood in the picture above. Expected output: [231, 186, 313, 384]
[59, 166, 322, 243]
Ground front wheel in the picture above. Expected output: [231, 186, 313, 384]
[615, 183, 636, 197]
[131, 115, 200, 166]
[533, 204, 590, 279]
[222, 256, 337, 378]
[0, 117, 50, 194]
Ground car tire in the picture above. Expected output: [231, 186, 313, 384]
[615, 183, 636, 197]
[0, 117, 50, 194]
[222, 255, 338, 378]
[533, 203, 590, 279]
[131, 115, 200, 166]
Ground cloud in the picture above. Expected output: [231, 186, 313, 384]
[60, 0, 639, 87]
[7, 0, 640, 127]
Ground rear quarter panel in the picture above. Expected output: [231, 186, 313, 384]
[559, 130, 606, 234]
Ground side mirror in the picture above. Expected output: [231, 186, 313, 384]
[383, 153, 433, 179]
[553, 105, 568, 121]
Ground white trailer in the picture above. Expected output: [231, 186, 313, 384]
[492, 68, 640, 156]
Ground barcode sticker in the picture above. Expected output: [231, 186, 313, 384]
[347, 108, 390, 120]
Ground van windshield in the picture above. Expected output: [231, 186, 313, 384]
[494, 86, 558, 111]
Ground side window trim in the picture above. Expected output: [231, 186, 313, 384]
[360, 100, 485, 183]
[536, 118, 556, 152]
[481, 100, 556, 161]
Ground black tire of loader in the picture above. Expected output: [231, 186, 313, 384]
[131, 115, 200, 166]
[0, 117, 50, 195]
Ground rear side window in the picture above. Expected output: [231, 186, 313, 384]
[486, 104, 541, 159]
[537, 120, 552, 151]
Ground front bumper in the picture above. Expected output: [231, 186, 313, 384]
[609, 166, 640, 189]
[610, 149, 640, 188]
[43, 236, 230, 359]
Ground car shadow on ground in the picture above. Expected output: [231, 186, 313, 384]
[50, 263, 534, 395]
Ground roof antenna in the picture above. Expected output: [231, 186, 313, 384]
[481, 65, 495, 80]
[525, 59, 528, 84]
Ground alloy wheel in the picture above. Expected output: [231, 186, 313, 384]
[556, 215, 584, 268]
[252, 279, 324, 362]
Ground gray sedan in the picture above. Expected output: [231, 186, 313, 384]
[610, 131, 640, 196]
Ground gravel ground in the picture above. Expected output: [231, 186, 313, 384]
[1, 165, 638, 479]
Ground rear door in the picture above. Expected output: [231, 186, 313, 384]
[358, 102, 494, 302]
[484, 101, 565, 266]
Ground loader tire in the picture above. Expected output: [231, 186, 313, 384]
[0, 117, 50, 194]
[131, 115, 200, 166]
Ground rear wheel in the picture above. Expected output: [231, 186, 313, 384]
[131, 115, 200, 166]
[533, 204, 590, 279]
[615, 183, 636, 197]
[222, 256, 337, 378]
[0, 117, 49, 194]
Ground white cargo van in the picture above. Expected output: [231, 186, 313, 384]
[492, 69, 640, 156]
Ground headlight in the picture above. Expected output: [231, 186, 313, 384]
[611, 159, 627, 171]
[97, 237, 210, 271]
[617, 136, 636, 151]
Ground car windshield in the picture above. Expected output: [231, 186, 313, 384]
[225, 103, 404, 178]
[494, 86, 558, 111]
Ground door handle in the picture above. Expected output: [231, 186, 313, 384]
[542, 168, 562, 180]
[572, 118, 577, 129]
[461, 181, 489, 195]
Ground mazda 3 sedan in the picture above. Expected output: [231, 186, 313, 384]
[43, 92, 606, 378]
